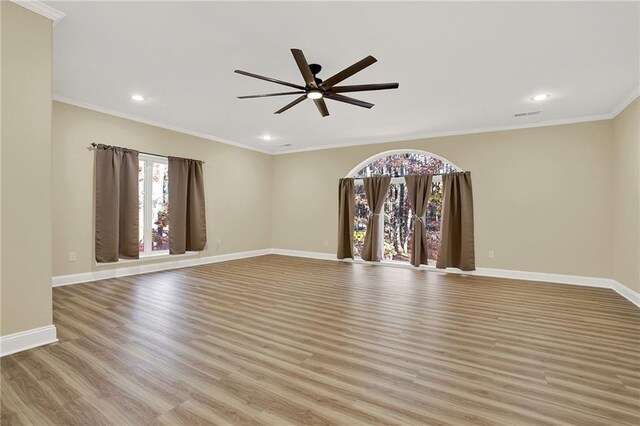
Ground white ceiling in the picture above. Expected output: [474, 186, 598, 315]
[48, 1, 639, 154]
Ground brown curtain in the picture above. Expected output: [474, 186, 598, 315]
[361, 176, 391, 261]
[168, 157, 207, 254]
[405, 174, 434, 267]
[437, 171, 475, 271]
[95, 145, 140, 262]
[337, 178, 355, 259]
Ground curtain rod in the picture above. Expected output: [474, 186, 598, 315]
[341, 171, 468, 181]
[88, 143, 205, 164]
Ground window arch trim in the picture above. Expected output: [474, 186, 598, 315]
[345, 149, 463, 178]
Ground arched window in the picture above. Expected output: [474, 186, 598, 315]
[347, 150, 461, 264]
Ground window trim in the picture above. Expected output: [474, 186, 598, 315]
[139, 153, 169, 257]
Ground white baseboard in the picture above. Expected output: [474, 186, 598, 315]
[471, 267, 613, 288]
[270, 249, 338, 261]
[271, 249, 640, 308]
[610, 280, 640, 308]
[52, 249, 272, 287]
[51, 247, 640, 309]
[471, 268, 640, 308]
[0, 325, 58, 357]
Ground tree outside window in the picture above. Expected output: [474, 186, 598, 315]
[352, 152, 457, 264]
[138, 157, 169, 255]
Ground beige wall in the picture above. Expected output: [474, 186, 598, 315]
[272, 120, 615, 279]
[1, 2, 53, 335]
[40, 91, 640, 302]
[1, 0, 3, 335]
[52, 100, 635, 289]
[612, 98, 640, 293]
[52, 101, 272, 277]
[0, 2, 635, 347]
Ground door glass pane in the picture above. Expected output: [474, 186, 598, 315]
[151, 162, 169, 251]
[383, 183, 412, 261]
[426, 180, 444, 265]
[138, 161, 145, 252]
[353, 185, 369, 257]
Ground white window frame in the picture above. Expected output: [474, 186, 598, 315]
[139, 153, 169, 257]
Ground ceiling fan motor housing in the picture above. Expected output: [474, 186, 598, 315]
[309, 63, 322, 75]
[309, 64, 323, 86]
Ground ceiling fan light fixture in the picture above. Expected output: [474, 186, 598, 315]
[306, 90, 323, 100]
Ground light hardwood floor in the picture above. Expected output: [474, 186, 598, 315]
[1, 255, 639, 425]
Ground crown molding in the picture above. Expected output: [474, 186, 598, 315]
[273, 85, 640, 155]
[10, 0, 66, 24]
[610, 85, 639, 117]
[53, 95, 272, 155]
[272, 113, 614, 155]
[54, 84, 639, 157]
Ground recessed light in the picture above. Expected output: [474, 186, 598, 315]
[531, 94, 550, 101]
[306, 90, 323, 100]
[131, 94, 145, 102]
[261, 135, 273, 141]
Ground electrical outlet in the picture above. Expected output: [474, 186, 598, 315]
[68, 252, 77, 262]
[323, 240, 329, 247]
[488, 251, 495, 259]
[216, 238, 221, 251]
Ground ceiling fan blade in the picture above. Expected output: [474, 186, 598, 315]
[325, 93, 374, 109]
[274, 95, 307, 114]
[313, 98, 330, 117]
[234, 70, 305, 90]
[320, 56, 377, 89]
[238, 91, 305, 99]
[291, 49, 317, 88]
[329, 83, 399, 93]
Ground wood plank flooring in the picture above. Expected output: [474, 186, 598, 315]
[1, 254, 639, 425]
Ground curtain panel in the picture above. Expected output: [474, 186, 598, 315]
[361, 176, 391, 261]
[168, 157, 207, 254]
[437, 171, 475, 271]
[337, 178, 355, 259]
[95, 145, 140, 263]
[404, 174, 434, 267]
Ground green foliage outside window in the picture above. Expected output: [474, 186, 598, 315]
[352, 152, 456, 264]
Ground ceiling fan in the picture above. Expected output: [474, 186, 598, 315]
[235, 48, 399, 118]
